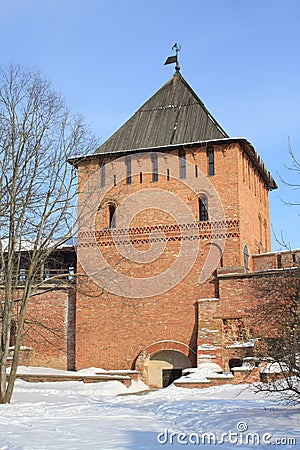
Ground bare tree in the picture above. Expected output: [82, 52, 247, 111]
[249, 268, 300, 402]
[0, 64, 95, 403]
[273, 140, 300, 250]
[281, 139, 300, 208]
[248, 144, 300, 403]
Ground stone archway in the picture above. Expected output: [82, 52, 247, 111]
[149, 350, 192, 387]
[135, 341, 195, 388]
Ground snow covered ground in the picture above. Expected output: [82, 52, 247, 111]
[0, 369, 299, 449]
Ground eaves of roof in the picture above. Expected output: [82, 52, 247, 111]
[68, 136, 277, 191]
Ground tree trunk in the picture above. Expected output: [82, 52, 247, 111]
[5, 299, 28, 403]
[0, 277, 13, 403]
[0, 356, 7, 403]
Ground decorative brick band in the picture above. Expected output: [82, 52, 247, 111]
[78, 220, 240, 248]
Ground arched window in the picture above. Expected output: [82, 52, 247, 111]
[179, 149, 186, 179]
[243, 244, 249, 271]
[199, 195, 208, 221]
[109, 204, 116, 228]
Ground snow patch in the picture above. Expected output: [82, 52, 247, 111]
[260, 362, 289, 374]
[7, 365, 107, 376]
[177, 362, 234, 383]
[198, 343, 220, 350]
[226, 339, 257, 348]
[0, 375, 297, 449]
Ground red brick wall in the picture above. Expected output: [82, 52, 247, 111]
[75, 143, 272, 371]
[2, 142, 286, 378]
[212, 267, 299, 369]
[75, 257, 211, 370]
[10, 287, 76, 370]
[197, 299, 223, 366]
[237, 144, 271, 267]
[1, 144, 285, 377]
[253, 249, 300, 271]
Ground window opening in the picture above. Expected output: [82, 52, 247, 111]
[126, 157, 131, 184]
[277, 254, 282, 269]
[19, 268, 26, 283]
[243, 245, 249, 271]
[101, 163, 106, 187]
[207, 148, 215, 176]
[199, 195, 208, 221]
[109, 204, 116, 228]
[258, 214, 262, 244]
[68, 266, 75, 281]
[264, 219, 268, 248]
[179, 149, 186, 179]
[152, 153, 158, 182]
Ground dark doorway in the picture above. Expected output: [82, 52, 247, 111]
[229, 358, 243, 373]
[162, 369, 182, 387]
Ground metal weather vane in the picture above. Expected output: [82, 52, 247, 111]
[164, 43, 181, 71]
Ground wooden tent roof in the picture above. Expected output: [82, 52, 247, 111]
[68, 70, 277, 190]
[94, 71, 228, 155]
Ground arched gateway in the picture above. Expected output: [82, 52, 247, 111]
[135, 341, 195, 388]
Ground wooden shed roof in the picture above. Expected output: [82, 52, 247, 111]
[94, 71, 228, 155]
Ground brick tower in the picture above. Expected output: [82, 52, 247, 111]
[71, 68, 277, 387]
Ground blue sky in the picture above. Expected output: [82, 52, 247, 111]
[1, 0, 299, 250]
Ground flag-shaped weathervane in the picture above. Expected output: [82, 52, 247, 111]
[164, 43, 181, 71]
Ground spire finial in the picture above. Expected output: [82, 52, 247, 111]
[164, 43, 181, 71]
